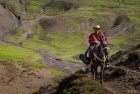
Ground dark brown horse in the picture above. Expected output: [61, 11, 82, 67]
[90, 44, 107, 84]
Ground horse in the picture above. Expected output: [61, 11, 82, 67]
[90, 44, 107, 84]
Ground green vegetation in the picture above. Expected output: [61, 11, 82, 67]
[27, 0, 50, 14]
[1, 0, 140, 64]
[1, 0, 33, 19]
[0, 0, 140, 93]
[111, 67, 126, 77]
[21, 22, 88, 62]
[111, 43, 140, 69]
[0, 43, 46, 67]
[57, 74, 113, 94]
[117, 50, 140, 68]
[109, 25, 140, 55]
[0, 43, 66, 76]
[51, 69, 66, 77]
[8, 27, 27, 42]
[0, 43, 42, 60]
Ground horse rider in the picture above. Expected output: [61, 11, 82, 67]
[85, 25, 110, 65]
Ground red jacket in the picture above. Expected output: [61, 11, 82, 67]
[89, 31, 108, 45]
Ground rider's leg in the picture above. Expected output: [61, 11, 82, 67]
[102, 45, 110, 68]
[103, 45, 109, 61]
[89, 45, 96, 62]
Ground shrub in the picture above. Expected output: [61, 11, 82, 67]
[57, 74, 113, 94]
[111, 67, 126, 77]
[127, 51, 140, 62]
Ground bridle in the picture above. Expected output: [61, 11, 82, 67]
[93, 53, 106, 62]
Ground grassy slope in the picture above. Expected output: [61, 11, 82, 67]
[109, 24, 140, 55]
[0, 0, 65, 77]
[23, 0, 140, 61]
[0, 0, 139, 93]
[0, 43, 65, 76]
[1, 0, 140, 62]
[0, 43, 42, 62]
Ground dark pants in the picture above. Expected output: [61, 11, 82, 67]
[80, 44, 109, 65]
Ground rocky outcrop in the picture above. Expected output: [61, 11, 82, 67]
[106, 15, 137, 38]
[113, 14, 130, 27]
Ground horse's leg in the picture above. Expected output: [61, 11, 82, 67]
[91, 65, 97, 80]
[94, 66, 98, 80]
[100, 64, 105, 84]
[91, 65, 95, 80]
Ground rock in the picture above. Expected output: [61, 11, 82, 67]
[113, 14, 130, 27]
[106, 15, 135, 38]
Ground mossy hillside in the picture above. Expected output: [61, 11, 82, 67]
[63, 0, 140, 28]
[43, 1, 67, 16]
[22, 23, 88, 62]
[1, 0, 33, 19]
[27, 0, 50, 14]
[57, 74, 113, 94]
[0, 0, 51, 19]
[0, 43, 66, 76]
[109, 24, 140, 55]
[3, 0, 140, 62]
[0, 43, 42, 60]
[116, 45, 140, 67]
[1, 0, 139, 21]
[7, 27, 27, 42]
[22, 21, 140, 61]
[0, 43, 46, 69]
[14, 19, 140, 61]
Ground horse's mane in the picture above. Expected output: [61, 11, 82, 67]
[97, 44, 105, 60]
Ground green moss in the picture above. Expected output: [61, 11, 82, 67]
[0, 43, 43, 60]
[44, 8, 61, 16]
[51, 69, 66, 77]
[4, 0, 140, 60]
[57, 74, 113, 94]
[23, 22, 88, 61]
[1, 0, 33, 19]
[64, 20, 81, 27]
[23, 61, 47, 68]
[8, 27, 27, 42]
[109, 24, 140, 55]
[27, 0, 50, 13]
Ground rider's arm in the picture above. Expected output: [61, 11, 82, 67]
[100, 32, 109, 45]
[100, 32, 106, 41]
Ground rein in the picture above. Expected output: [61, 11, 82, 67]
[93, 53, 106, 62]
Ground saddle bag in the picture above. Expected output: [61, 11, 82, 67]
[79, 54, 90, 65]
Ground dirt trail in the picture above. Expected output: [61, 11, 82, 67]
[36, 49, 84, 73]
[2, 14, 84, 73]
[2, 39, 84, 75]
[104, 68, 140, 94]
